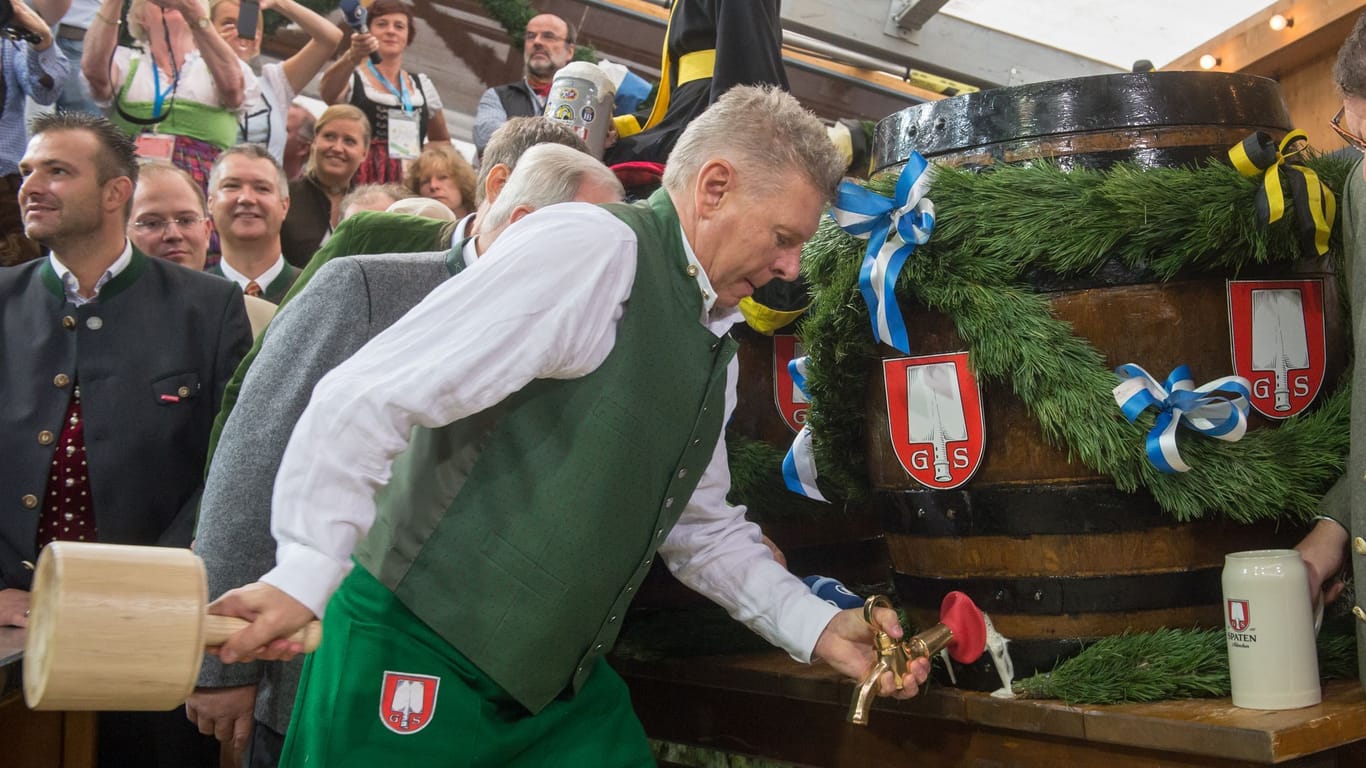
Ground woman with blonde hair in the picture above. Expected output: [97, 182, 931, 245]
[318, 0, 449, 184]
[281, 104, 372, 267]
[403, 143, 475, 217]
[82, 0, 254, 193]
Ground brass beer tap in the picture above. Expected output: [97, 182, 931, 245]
[847, 593, 985, 726]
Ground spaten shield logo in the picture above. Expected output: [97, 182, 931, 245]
[1227, 279, 1326, 419]
[379, 671, 439, 734]
[773, 335, 808, 433]
[1227, 599, 1251, 632]
[883, 352, 985, 490]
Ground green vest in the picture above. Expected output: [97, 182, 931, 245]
[354, 190, 737, 713]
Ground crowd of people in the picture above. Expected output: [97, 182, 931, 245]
[0, 2, 930, 766]
[20, 2, 1366, 768]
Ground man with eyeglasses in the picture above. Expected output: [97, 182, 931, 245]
[471, 13, 575, 158]
[1297, 11, 1366, 695]
[0, 112, 250, 766]
[129, 161, 277, 336]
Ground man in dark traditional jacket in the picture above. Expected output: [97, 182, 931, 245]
[0, 112, 250, 766]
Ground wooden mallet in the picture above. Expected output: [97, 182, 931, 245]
[24, 541, 321, 711]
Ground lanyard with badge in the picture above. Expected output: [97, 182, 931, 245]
[117, 22, 182, 162]
[367, 59, 419, 160]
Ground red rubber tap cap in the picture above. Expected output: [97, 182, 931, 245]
[940, 591, 987, 664]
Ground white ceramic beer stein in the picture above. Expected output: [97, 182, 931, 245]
[543, 61, 616, 159]
[1222, 549, 1321, 709]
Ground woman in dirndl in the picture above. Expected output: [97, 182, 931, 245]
[316, 0, 449, 185]
[82, 0, 256, 194]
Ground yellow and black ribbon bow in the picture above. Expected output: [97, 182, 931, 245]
[1228, 130, 1336, 258]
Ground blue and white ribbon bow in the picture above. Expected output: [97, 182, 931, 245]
[782, 356, 829, 503]
[1112, 363, 1252, 474]
[830, 152, 935, 354]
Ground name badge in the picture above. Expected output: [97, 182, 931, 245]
[135, 133, 176, 162]
[387, 110, 420, 161]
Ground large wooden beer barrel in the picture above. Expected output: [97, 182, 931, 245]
[867, 72, 1346, 690]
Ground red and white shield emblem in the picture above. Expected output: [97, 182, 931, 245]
[1227, 279, 1326, 419]
[1227, 599, 1251, 632]
[883, 352, 985, 490]
[773, 334, 808, 433]
[379, 671, 439, 734]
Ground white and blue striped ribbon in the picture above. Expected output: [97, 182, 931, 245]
[782, 356, 829, 502]
[1112, 363, 1252, 474]
[830, 152, 935, 354]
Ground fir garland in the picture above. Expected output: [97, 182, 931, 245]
[800, 155, 1355, 522]
[1014, 625, 1358, 704]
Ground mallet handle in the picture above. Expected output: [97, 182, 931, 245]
[202, 615, 323, 653]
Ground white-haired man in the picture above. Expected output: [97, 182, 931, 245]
[189, 142, 622, 767]
[211, 85, 928, 765]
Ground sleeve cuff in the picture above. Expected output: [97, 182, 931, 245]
[782, 593, 842, 664]
[259, 543, 352, 619]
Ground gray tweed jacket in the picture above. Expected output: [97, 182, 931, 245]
[194, 243, 466, 733]
[1318, 159, 1366, 690]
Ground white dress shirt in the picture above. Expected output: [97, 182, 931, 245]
[263, 201, 839, 664]
[50, 240, 132, 306]
[218, 252, 286, 294]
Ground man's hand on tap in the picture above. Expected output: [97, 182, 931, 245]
[814, 604, 931, 698]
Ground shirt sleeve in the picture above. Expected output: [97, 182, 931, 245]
[262, 203, 640, 615]
[472, 86, 506, 155]
[657, 355, 840, 662]
[416, 71, 442, 115]
[20, 41, 69, 105]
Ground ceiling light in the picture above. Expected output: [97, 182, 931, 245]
[1269, 14, 1292, 31]
[1199, 54, 1221, 70]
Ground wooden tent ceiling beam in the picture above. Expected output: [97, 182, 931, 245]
[1168, 0, 1366, 75]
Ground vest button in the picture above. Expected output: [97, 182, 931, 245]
[86, 316, 103, 330]
[692, 438, 701, 447]
[608, 615, 618, 623]
[37, 430, 54, 446]
[61, 315, 76, 329]
[53, 373, 70, 388]
[656, 528, 664, 539]
[625, 585, 634, 593]
[594, 643, 603, 652]
[21, 494, 38, 509]
[1354, 537, 1366, 557]
[178, 385, 192, 398]
[710, 342, 719, 352]
[663, 497, 673, 509]
[642, 557, 652, 567]
[676, 468, 687, 479]
[685, 264, 699, 277]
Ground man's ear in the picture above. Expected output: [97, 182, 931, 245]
[507, 204, 535, 224]
[484, 163, 512, 205]
[106, 176, 134, 213]
[693, 158, 733, 217]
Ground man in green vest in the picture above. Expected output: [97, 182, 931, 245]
[1298, 11, 1366, 692]
[210, 85, 931, 765]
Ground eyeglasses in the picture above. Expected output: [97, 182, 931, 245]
[523, 30, 566, 44]
[131, 215, 206, 234]
[1330, 108, 1366, 153]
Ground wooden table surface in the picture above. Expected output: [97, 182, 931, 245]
[616, 650, 1366, 767]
